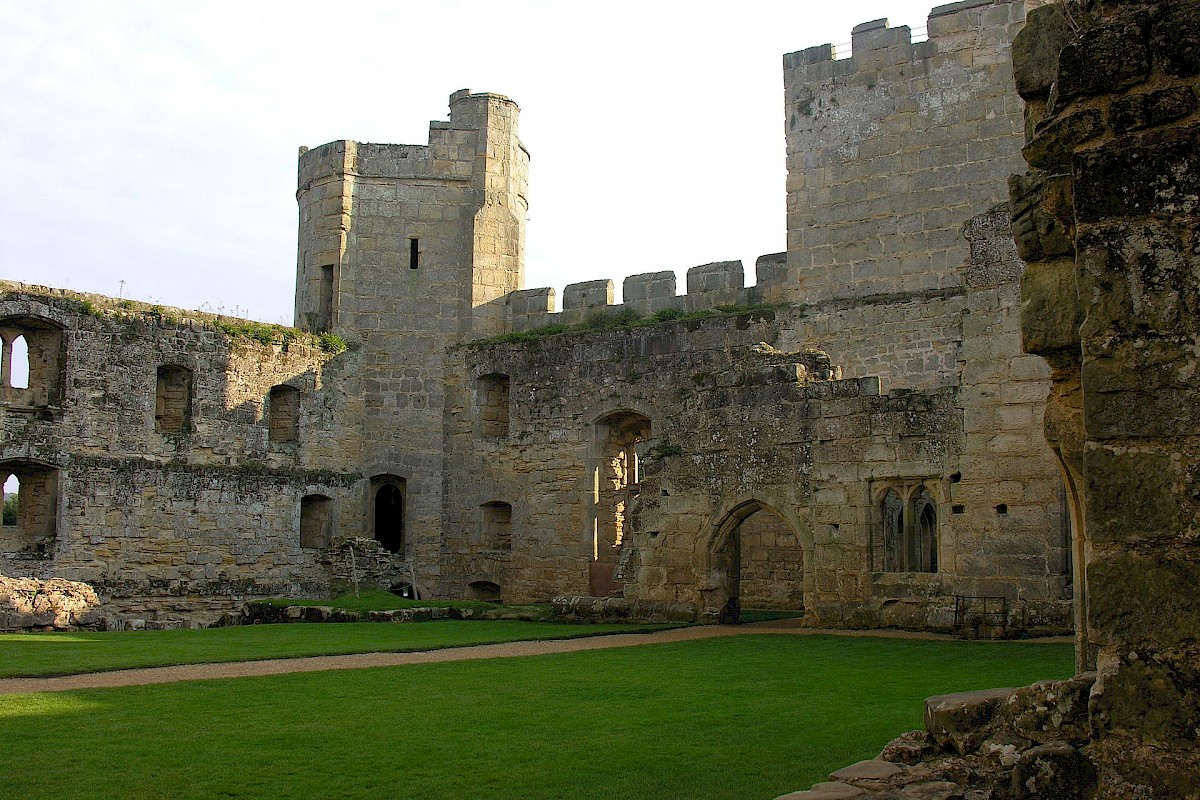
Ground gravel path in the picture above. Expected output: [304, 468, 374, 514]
[0, 621, 1069, 695]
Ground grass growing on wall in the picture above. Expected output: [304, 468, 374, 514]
[476, 302, 780, 345]
[0, 635, 1073, 800]
[0, 620, 669, 679]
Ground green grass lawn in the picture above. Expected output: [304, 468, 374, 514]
[0, 634, 1073, 800]
[0, 620, 670, 678]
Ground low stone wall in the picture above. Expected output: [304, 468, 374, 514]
[551, 596, 700, 624]
[0, 574, 103, 630]
[231, 601, 549, 626]
[776, 673, 1099, 799]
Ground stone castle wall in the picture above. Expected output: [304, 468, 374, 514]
[437, 0, 1069, 630]
[1011, 1, 1200, 793]
[0, 284, 369, 617]
[293, 91, 530, 597]
[442, 299, 1069, 630]
[1, 3, 1077, 634]
[783, 0, 1053, 304]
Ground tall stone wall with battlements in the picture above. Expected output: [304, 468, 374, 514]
[0, 14, 1081, 635]
[784, 0, 1053, 305]
[463, 1, 1070, 633]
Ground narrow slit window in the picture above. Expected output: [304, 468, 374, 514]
[409, 238, 419, 270]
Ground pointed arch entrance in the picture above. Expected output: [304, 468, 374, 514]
[707, 500, 805, 617]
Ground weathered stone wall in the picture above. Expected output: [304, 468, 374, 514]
[0, 14, 1081, 637]
[295, 91, 530, 596]
[1011, 1, 1200, 794]
[443, 305, 1069, 630]
[783, 0, 1052, 304]
[0, 284, 369, 613]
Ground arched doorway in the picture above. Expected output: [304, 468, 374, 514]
[370, 475, 405, 554]
[708, 501, 804, 619]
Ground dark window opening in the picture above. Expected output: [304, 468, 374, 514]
[0, 317, 65, 407]
[299, 495, 332, 549]
[409, 238, 419, 270]
[996, 504, 1008, 515]
[467, 580, 501, 602]
[913, 487, 938, 573]
[155, 364, 192, 434]
[318, 265, 335, 332]
[371, 477, 406, 553]
[952, 504, 966, 514]
[876, 482, 938, 574]
[0, 461, 58, 558]
[881, 489, 904, 572]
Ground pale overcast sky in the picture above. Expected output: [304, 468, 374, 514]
[3, 0, 945, 324]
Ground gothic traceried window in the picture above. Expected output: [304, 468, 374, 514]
[912, 486, 938, 573]
[875, 481, 938, 574]
[882, 489, 904, 572]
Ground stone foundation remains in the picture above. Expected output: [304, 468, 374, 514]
[0, 574, 102, 630]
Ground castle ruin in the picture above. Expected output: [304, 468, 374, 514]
[3, 0, 1073, 633]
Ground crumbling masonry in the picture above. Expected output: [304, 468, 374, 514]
[3, 0, 1075, 633]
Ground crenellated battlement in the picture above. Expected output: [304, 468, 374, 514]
[501, 253, 787, 332]
[782, 0, 1048, 306]
[783, 0, 1050, 81]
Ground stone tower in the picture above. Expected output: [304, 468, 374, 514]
[294, 89, 528, 339]
[293, 90, 529, 593]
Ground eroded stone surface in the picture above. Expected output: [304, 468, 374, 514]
[831, 760, 905, 783]
[0, 574, 101, 630]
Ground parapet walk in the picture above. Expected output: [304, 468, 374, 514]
[506, 253, 787, 332]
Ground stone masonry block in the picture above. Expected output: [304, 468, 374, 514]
[925, 687, 1017, 754]
[1073, 125, 1200, 224]
[686, 261, 744, 295]
[622, 271, 676, 313]
[506, 287, 555, 316]
[562, 279, 613, 310]
[755, 252, 787, 289]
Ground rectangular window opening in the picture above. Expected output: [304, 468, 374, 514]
[318, 265, 335, 332]
[409, 238, 419, 270]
